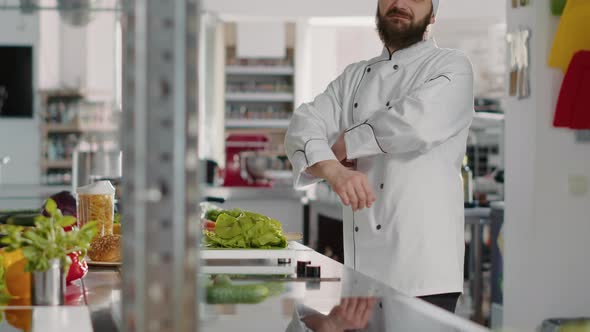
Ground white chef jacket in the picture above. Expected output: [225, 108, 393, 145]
[285, 39, 474, 297]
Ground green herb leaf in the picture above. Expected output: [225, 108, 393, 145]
[59, 216, 77, 228]
[45, 199, 57, 215]
[2, 198, 98, 272]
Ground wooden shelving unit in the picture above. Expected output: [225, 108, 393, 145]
[43, 123, 118, 134]
[225, 119, 290, 129]
[223, 22, 296, 157]
[38, 90, 118, 186]
[226, 65, 294, 76]
[40, 159, 73, 170]
[225, 92, 294, 103]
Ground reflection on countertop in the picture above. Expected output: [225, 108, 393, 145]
[88, 243, 488, 332]
[207, 245, 488, 331]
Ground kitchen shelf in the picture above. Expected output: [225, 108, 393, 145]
[226, 119, 290, 129]
[38, 90, 119, 185]
[226, 66, 294, 76]
[226, 92, 294, 103]
[472, 112, 504, 130]
[224, 40, 295, 156]
[43, 123, 118, 133]
[41, 159, 72, 169]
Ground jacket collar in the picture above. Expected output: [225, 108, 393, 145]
[378, 38, 438, 65]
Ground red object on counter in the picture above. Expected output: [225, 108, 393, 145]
[223, 134, 272, 187]
[201, 220, 216, 232]
[63, 221, 88, 285]
[554, 50, 590, 129]
[66, 252, 88, 285]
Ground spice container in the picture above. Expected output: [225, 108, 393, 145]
[77, 180, 116, 239]
[297, 261, 311, 277]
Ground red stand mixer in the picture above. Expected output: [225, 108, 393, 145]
[223, 134, 272, 187]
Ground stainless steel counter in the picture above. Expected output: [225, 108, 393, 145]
[0, 184, 71, 209]
[83, 244, 488, 332]
[83, 267, 122, 332]
[202, 186, 305, 201]
[0, 244, 488, 331]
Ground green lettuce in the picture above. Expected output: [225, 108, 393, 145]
[204, 209, 287, 249]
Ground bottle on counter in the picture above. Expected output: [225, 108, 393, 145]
[461, 155, 475, 207]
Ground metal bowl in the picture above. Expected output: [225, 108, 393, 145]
[241, 154, 274, 182]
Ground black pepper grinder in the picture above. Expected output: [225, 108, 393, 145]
[297, 261, 311, 277]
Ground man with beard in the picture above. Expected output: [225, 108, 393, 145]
[286, 0, 474, 313]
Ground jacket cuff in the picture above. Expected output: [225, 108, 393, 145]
[304, 139, 337, 167]
[290, 141, 336, 189]
[344, 123, 385, 159]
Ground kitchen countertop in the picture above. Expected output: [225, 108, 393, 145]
[0, 184, 71, 199]
[200, 243, 488, 331]
[202, 186, 305, 201]
[0, 268, 112, 332]
[6, 243, 486, 332]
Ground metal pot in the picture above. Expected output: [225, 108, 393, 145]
[72, 149, 122, 191]
[32, 258, 66, 306]
[239, 152, 293, 184]
[239, 152, 276, 183]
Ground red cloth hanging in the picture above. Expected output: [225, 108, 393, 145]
[554, 50, 590, 129]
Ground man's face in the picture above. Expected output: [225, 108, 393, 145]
[376, 0, 435, 50]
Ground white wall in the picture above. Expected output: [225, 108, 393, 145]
[503, 1, 590, 330]
[39, 10, 61, 89]
[59, 23, 87, 89]
[206, 0, 505, 21]
[434, 20, 506, 98]
[86, 12, 117, 97]
[301, 15, 506, 103]
[307, 25, 382, 99]
[0, 11, 40, 185]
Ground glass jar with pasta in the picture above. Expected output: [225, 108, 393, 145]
[76, 180, 116, 239]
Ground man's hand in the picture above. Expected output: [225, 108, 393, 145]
[326, 297, 377, 331]
[307, 160, 376, 211]
[302, 298, 377, 332]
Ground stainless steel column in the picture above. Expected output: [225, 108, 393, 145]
[121, 1, 200, 331]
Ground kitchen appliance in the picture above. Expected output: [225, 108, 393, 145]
[72, 149, 122, 191]
[222, 134, 291, 187]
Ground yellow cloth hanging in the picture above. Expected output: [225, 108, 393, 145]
[548, 0, 590, 72]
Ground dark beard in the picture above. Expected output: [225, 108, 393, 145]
[376, 7, 432, 51]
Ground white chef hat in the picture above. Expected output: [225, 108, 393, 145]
[432, 0, 440, 16]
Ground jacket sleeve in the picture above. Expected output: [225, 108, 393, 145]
[285, 73, 346, 189]
[344, 54, 475, 159]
